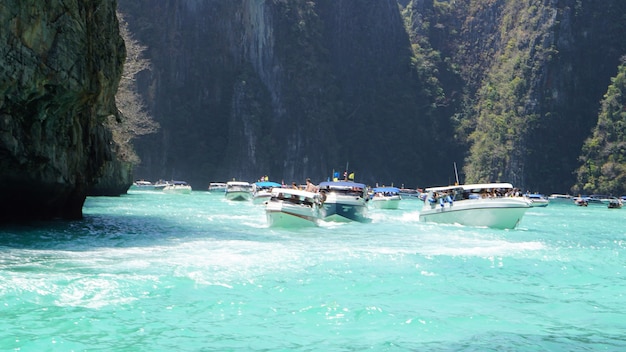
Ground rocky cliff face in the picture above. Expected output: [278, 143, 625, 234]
[119, 0, 451, 187]
[0, 0, 125, 221]
[120, 0, 626, 192]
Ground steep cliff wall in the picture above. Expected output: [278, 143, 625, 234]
[119, 0, 626, 192]
[120, 0, 454, 187]
[0, 0, 125, 221]
[456, 0, 626, 191]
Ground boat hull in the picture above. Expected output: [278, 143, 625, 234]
[419, 198, 530, 229]
[265, 203, 319, 227]
[528, 199, 549, 207]
[225, 191, 252, 201]
[321, 195, 369, 223]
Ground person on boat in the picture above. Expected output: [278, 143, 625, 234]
[292, 182, 299, 190]
[305, 178, 317, 193]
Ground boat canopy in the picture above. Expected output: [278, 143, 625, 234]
[525, 193, 545, 199]
[425, 183, 514, 192]
[172, 180, 189, 185]
[319, 181, 366, 190]
[254, 181, 281, 188]
[270, 188, 318, 199]
[372, 187, 400, 193]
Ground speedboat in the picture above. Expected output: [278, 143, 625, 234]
[208, 182, 227, 193]
[369, 187, 401, 209]
[265, 188, 321, 227]
[130, 180, 156, 191]
[548, 194, 574, 204]
[587, 194, 613, 206]
[162, 181, 192, 194]
[575, 194, 615, 206]
[398, 188, 422, 199]
[225, 181, 253, 201]
[318, 181, 370, 222]
[153, 179, 171, 191]
[523, 193, 549, 207]
[573, 196, 589, 206]
[252, 181, 282, 204]
[419, 183, 531, 229]
[607, 197, 622, 209]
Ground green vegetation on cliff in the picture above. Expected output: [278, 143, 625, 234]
[574, 59, 626, 195]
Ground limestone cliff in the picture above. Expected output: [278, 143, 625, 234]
[119, 0, 450, 187]
[119, 0, 626, 193]
[0, 0, 125, 221]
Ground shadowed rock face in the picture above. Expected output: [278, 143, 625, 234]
[0, 0, 125, 221]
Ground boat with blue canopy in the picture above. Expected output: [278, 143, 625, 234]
[369, 187, 402, 209]
[252, 181, 282, 204]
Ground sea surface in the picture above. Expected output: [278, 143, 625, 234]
[1, 190, 625, 351]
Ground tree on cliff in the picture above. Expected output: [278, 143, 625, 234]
[109, 12, 159, 164]
[574, 57, 626, 195]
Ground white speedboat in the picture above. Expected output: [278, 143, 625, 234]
[130, 180, 156, 191]
[208, 182, 227, 193]
[265, 188, 321, 227]
[523, 193, 549, 207]
[225, 181, 253, 201]
[152, 179, 171, 191]
[318, 181, 370, 222]
[162, 181, 192, 194]
[369, 187, 401, 209]
[419, 183, 531, 229]
[548, 194, 574, 204]
[252, 181, 282, 204]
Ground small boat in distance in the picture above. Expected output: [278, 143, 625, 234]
[162, 181, 192, 194]
[419, 183, 531, 229]
[130, 180, 156, 191]
[153, 179, 171, 191]
[523, 193, 549, 207]
[225, 181, 253, 201]
[398, 188, 422, 199]
[208, 182, 228, 193]
[607, 197, 622, 209]
[369, 187, 402, 209]
[548, 194, 573, 203]
[265, 188, 322, 227]
[318, 181, 370, 223]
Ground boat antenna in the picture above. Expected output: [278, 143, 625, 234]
[453, 162, 459, 185]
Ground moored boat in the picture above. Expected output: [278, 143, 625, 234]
[130, 180, 156, 191]
[162, 181, 192, 194]
[208, 182, 228, 193]
[225, 181, 253, 201]
[548, 194, 574, 204]
[265, 188, 321, 227]
[607, 197, 622, 209]
[252, 181, 282, 204]
[153, 179, 170, 191]
[369, 187, 402, 209]
[398, 187, 422, 199]
[318, 181, 370, 223]
[523, 193, 549, 207]
[419, 183, 531, 229]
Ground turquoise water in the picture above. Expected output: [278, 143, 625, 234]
[1, 190, 625, 351]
